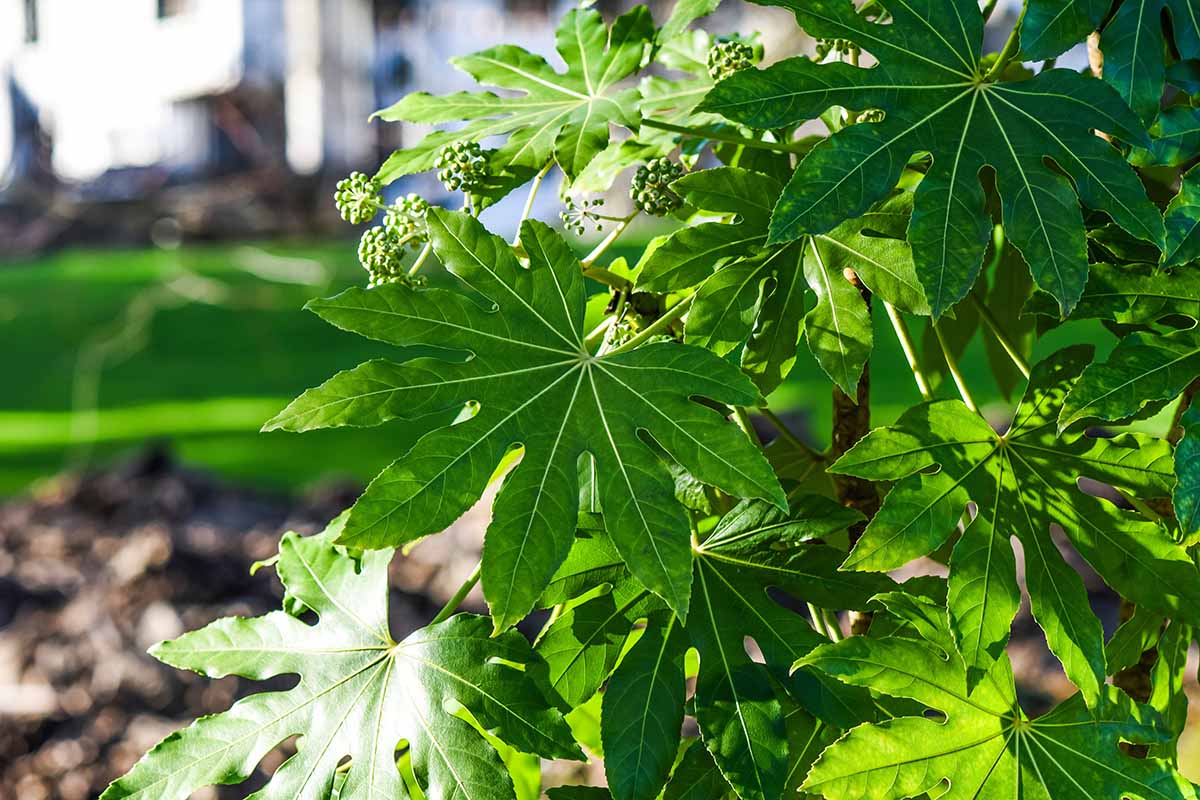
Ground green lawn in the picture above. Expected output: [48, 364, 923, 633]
[0, 237, 1131, 497]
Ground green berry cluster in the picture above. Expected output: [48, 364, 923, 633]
[435, 140, 490, 193]
[334, 171, 382, 224]
[856, 108, 886, 124]
[560, 196, 606, 235]
[631, 158, 685, 217]
[707, 40, 756, 82]
[384, 193, 431, 248]
[358, 227, 409, 288]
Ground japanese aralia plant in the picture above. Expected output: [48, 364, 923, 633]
[103, 0, 1200, 798]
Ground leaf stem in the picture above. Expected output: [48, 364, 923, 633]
[430, 561, 482, 625]
[933, 322, 979, 413]
[606, 294, 695, 355]
[983, 5, 1027, 81]
[582, 212, 639, 267]
[408, 241, 434, 277]
[822, 609, 844, 641]
[512, 162, 554, 245]
[641, 118, 811, 155]
[581, 266, 632, 290]
[980, 0, 999, 21]
[807, 603, 832, 639]
[882, 301, 933, 401]
[970, 292, 1031, 379]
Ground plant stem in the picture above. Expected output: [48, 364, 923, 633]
[980, 0, 999, 21]
[971, 293, 1031, 380]
[408, 241, 434, 277]
[430, 561, 482, 625]
[822, 609, 844, 642]
[832, 275, 882, 636]
[607, 294, 695, 355]
[512, 162, 553, 245]
[733, 407, 761, 446]
[807, 602, 833, 638]
[882, 301, 933, 401]
[582, 213, 639, 267]
[581, 266, 632, 290]
[934, 322, 979, 413]
[983, 5, 1027, 81]
[641, 118, 811, 155]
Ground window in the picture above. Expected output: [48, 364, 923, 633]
[23, 0, 37, 43]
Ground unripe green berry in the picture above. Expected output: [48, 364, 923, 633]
[631, 158, 685, 217]
[384, 193, 431, 249]
[334, 171, 382, 224]
[856, 108, 886, 124]
[707, 40, 757, 82]
[434, 140, 490, 192]
[358, 226, 404, 286]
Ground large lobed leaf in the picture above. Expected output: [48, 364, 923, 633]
[267, 209, 784, 629]
[536, 497, 889, 800]
[702, 0, 1163, 318]
[832, 346, 1200, 701]
[374, 7, 652, 182]
[797, 594, 1197, 800]
[638, 166, 927, 396]
[101, 518, 580, 800]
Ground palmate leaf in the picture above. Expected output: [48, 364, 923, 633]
[535, 496, 889, 800]
[638, 167, 927, 395]
[1025, 261, 1200, 325]
[832, 346, 1200, 701]
[101, 519, 581, 800]
[796, 595, 1198, 800]
[266, 209, 783, 630]
[701, 0, 1164, 318]
[373, 7, 652, 182]
[1060, 328, 1200, 430]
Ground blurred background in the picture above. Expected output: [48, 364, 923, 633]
[5, 2, 1189, 799]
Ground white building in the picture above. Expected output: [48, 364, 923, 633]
[0, 0, 613, 192]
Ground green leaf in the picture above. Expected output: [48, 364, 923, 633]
[1106, 604, 1165, 674]
[1020, 0, 1107, 60]
[268, 210, 783, 629]
[797, 622, 1197, 800]
[640, 168, 925, 394]
[660, 0, 724, 43]
[1025, 261, 1200, 325]
[374, 7, 652, 181]
[542, 498, 886, 800]
[1176, 405, 1200, 541]
[702, 0, 1163, 318]
[834, 346, 1200, 701]
[101, 524, 580, 800]
[1131, 106, 1200, 168]
[663, 741, 734, 800]
[538, 577, 654, 707]
[1164, 164, 1200, 269]
[601, 612, 688, 800]
[1060, 329, 1200, 429]
[1101, 0, 1200, 125]
[1148, 620, 1193, 758]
